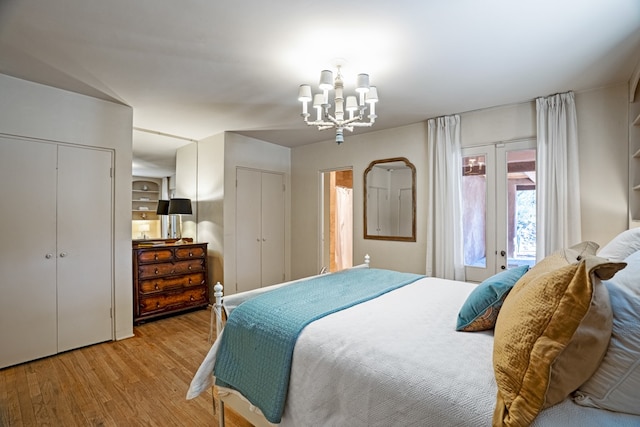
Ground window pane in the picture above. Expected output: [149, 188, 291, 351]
[506, 149, 536, 268]
[462, 155, 487, 268]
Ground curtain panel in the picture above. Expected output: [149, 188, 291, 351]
[536, 91, 581, 259]
[426, 115, 466, 280]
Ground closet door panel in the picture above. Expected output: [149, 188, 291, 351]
[0, 137, 58, 368]
[56, 146, 113, 352]
[236, 168, 262, 293]
[260, 172, 285, 287]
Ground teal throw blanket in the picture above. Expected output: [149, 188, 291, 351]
[213, 268, 424, 423]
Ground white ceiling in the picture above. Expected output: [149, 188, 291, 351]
[1, 0, 639, 177]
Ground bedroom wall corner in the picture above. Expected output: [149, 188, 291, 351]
[575, 83, 629, 246]
[196, 133, 225, 290]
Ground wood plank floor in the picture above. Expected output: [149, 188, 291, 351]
[0, 308, 252, 427]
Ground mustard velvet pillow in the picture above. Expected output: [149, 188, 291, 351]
[514, 240, 599, 288]
[492, 250, 625, 427]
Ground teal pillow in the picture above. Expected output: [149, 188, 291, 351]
[456, 265, 529, 332]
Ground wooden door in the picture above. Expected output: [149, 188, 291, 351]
[56, 146, 113, 352]
[0, 137, 58, 368]
[260, 171, 285, 287]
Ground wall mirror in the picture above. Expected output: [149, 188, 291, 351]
[364, 157, 416, 242]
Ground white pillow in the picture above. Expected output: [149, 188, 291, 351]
[573, 249, 640, 415]
[597, 228, 640, 261]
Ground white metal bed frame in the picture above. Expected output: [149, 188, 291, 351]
[210, 255, 371, 427]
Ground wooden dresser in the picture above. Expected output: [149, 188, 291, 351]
[133, 242, 209, 324]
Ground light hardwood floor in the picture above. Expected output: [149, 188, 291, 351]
[0, 308, 252, 427]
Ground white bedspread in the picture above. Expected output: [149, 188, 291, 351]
[189, 276, 640, 426]
[281, 277, 640, 427]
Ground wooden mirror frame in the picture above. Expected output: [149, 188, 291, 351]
[363, 157, 416, 242]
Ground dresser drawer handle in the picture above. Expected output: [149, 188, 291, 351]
[189, 252, 193, 257]
[156, 302, 161, 308]
[190, 295, 195, 301]
[154, 283, 159, 290]
[188, 278, 192, 284]
[154, 254, 158, 260]
[188, 265, 192, 270]
[154, 269, 159, 274]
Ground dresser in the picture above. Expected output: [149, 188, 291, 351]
[133, 242, 209, 324]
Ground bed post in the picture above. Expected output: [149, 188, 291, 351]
[210, 282, 224, 343]
[210, 281, 226, 426]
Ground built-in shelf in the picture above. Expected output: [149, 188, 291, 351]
[132, 178, 161, 232]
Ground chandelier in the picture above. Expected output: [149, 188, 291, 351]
[297, 66, 378, 144]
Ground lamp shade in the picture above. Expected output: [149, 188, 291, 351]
[156, 200, 170, 215]
[168, 198, 192, 215]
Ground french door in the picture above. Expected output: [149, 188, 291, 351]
[462, 139, 537, 282]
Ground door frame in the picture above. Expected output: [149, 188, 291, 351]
[463, 138, 536, 282]
[318, 167, 353, 273]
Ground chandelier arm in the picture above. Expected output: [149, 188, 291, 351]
[348, 121, 375, 128]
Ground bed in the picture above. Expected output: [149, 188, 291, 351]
[187, 230, 640, 427]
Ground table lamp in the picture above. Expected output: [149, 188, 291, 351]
[168, 198, 192, 244]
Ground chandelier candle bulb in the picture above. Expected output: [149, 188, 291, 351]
[313, 94, 324, 121]
[298, 84, 312, 116]
[346, 96, 358, 119]
[366, 86, 378, 120]
[356, 73, 370, 106]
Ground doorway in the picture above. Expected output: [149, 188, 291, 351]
[462, 140, 537, 282]
[320, 168, 353, 273]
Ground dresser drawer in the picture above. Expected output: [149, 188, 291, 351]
[137, 287, 208, 316]
[137, 259, 205, 279]
[175, 246, 206, 260]
[138, 272, 206, 294]
[137, 248, 174, 264]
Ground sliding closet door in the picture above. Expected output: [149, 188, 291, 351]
[57, 146, 113, 352]
[0, 137, 58, 368]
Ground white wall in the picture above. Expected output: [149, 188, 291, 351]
[0, 73, 134, 340]
[575, 84, 629, 244]
[197, 133, 225, 286]
[291, 122, 428, 278]
[175, 142, 198, 239]
[291, 84, 629, 278]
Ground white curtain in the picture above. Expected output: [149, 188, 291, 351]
[335, 186, 353, 270]
[536, 92, 581, 259]
[426, 115, 466, 280]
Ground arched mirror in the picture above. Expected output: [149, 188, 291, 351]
[364, 157, 416, 242]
